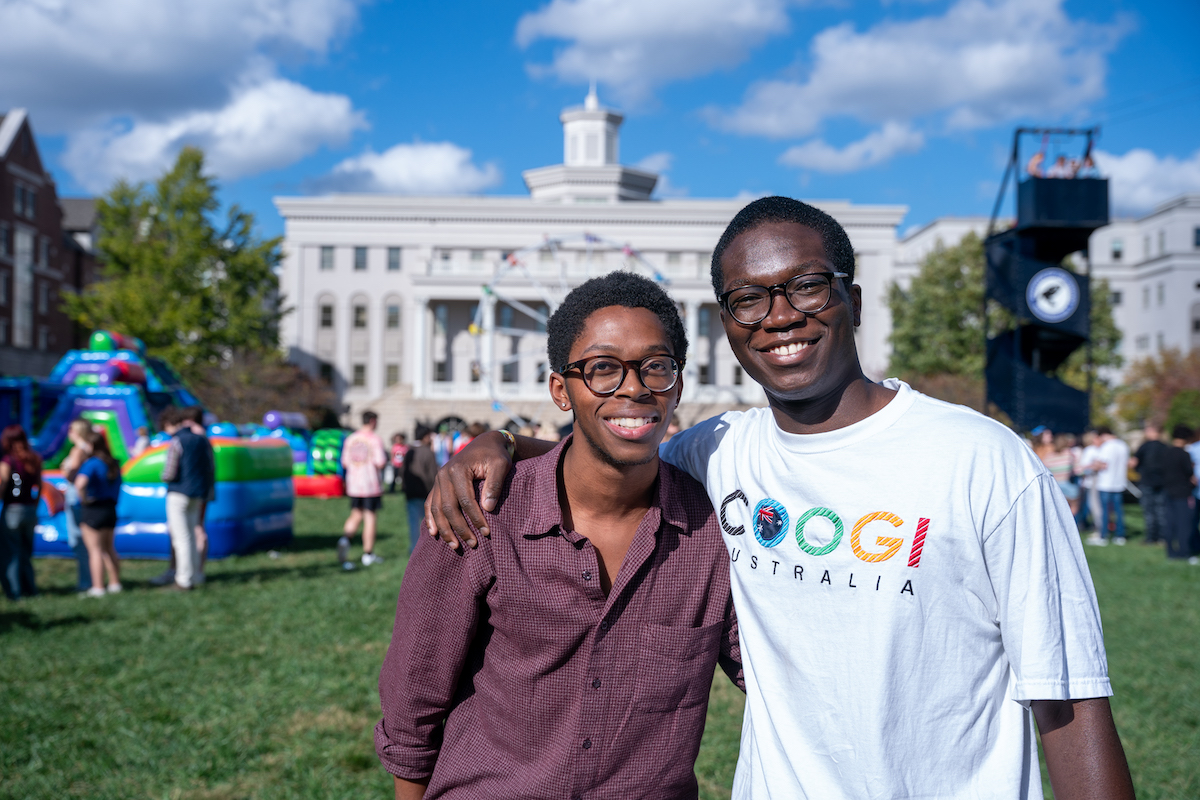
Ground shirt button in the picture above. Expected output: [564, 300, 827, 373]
[582, 738, 592, 750]
[582, 570, 592, 581]
[599, 620, 609, 631]
[592, 678, 602, 689]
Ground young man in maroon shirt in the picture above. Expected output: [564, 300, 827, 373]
[375, 272, 741, 799]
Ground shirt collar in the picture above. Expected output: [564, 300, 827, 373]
[522, 433, 690, 541]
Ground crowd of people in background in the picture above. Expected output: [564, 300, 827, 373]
[1031, 422, 1200, 563]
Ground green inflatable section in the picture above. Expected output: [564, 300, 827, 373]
[43, 409, 129, 469]
[123, 439, 292, 483]
[311, 429, 348, 476]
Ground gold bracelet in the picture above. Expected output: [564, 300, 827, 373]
[498, 429, 517, 460]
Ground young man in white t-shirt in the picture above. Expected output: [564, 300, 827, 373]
[425, 197, 1134, 800]
[1087, 426, 1131, 546]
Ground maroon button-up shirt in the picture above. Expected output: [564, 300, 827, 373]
[376, 436, 742, 799]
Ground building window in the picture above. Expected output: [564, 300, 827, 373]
[698, 364, 712, 385]
[502, 339, 518, 383]
[386, 304, 400, 329]
[1192, 319, 1200, 333]
[1110, 239, 1123, 261]
[1135, 334, 1150, 351]
[537, 362, 548, 384]
[13, 184, 36, 220]
[1143, 287, 1150, 309]
[470, 250, 484, 262]
[354, 247, 368, 271]
[1110, 291, 1122, 306]
[387, 247, 401, 271]
[1144, 235, 1151, 259]
[734, 366, 744, 386]
[1156, 332, 1165, 351]
[0, 318, 6, 345]
[699, 306, 711, 335]
[434, 361, 448, 382]
[39, 237, 49, 267]
[385, 364, 400, 386]
[499, 305, 514, 330]
[434, 304, 448, 335]
[540, 249, 554, 262]
[319, 246, 334, 271]
[352, 364, 366, 387]
[319, 304, 333, 328]
[1157, 283, 1165, 307]
[666, 252, 681, 265]
[1158, 230, 1166, 255]
[0, 273, 8, 306]
[0, 222, 10, 257]
[36, 325, 49, 350]
[37, 283, 48, 314]
[1194, 227, 1200, 249]
[319, 362, 334, 383]
[353, 304, 367, 328]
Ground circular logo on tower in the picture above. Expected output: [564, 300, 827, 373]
[1026, 267, 1080, 324]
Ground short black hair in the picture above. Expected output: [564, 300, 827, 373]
[547, 271, 687, 373]
[710, 196, 856, 298]
[362, 410, 378, 426]
[183, 405, 204, 425]
[1172, 423, 1194, 441]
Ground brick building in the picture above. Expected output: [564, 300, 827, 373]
[0, 109, 97, 376]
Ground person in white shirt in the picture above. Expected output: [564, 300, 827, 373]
[1088, 426, 1131, 545]
[426, 197, 1134, 800]
[1077, 430, 1103, 532]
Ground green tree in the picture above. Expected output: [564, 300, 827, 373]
[888, 233, 1121, 422]
[64, 147, 284, 383]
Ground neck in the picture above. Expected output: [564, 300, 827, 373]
[767, 371, 894, 435]
[559, 436, 658, 524]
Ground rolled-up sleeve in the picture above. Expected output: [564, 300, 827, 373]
[375, 530, 495, 779]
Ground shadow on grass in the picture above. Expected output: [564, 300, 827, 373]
[204, 562, 354, 587]
[272, 533, 344, 555]
[0, 609, 97, 634]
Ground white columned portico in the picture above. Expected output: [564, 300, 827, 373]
[682, 299, 700, 402]
[411, 296, 428, 398]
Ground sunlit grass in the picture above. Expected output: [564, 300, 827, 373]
[2, 500, 1195, 799]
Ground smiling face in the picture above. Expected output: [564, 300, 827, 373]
[549, 305, 682, 469]
[718, 221, 863, 406]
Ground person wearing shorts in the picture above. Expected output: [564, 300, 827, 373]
[75, 429, 123, 597]
[340, 410, 388, 568]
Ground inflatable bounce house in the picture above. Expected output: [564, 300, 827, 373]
[0, 331, 294, 559]
[254, 411, 347, 498]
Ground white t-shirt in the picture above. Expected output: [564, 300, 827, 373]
[1092, 437, 1130, 493]
[661, 380, 1111, 800]
[1077, 444, 1099, 489]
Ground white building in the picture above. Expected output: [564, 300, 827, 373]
[275, 91, 907, 436]
[897, 196, 1200, 373]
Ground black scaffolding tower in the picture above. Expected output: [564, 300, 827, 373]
[983, 127, 1108, 434]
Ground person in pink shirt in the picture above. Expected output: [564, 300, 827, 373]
[339, 410, 388, 569]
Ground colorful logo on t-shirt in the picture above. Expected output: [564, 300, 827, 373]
[723, 490, 929, 568]
[753, 499, 788, 547]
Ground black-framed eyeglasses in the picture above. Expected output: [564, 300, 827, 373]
[560, 355, 680, 396]
[719, 271, 850, 326]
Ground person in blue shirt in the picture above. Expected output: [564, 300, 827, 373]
[75, 429, 123, 597]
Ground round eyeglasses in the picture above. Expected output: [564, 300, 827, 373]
[719, 271, 849, 326]
[561, 355, 680, 396]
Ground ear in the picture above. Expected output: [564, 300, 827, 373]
[548, 372, 572, 412]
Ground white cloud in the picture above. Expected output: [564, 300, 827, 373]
[1095, 148, 1200, 216]
[779, 122, 924, 173]
[715, 0, 1126, 154]
[516, 0, 794, 104]
[61, 78, 365, 193]
[0, 0, 361, 129]
[635, 151, 687, 197]
[315, 142, 502, 194]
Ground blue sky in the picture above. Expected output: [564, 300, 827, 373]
[4, 0, 1198, 240]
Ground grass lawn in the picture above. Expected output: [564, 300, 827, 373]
[2, 499, 1197, 799]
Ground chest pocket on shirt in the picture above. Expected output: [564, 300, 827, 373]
[633, 620, 723, 713]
